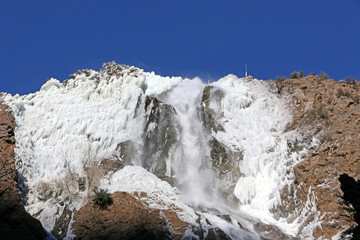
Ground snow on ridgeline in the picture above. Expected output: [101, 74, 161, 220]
[1, 63, 184, 233]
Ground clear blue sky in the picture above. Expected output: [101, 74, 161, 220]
[1, 0, 359, 95]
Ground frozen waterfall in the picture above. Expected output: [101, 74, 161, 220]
[1, 64, 319, 239]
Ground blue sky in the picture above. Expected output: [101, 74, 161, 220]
[1, 0, 359, 95]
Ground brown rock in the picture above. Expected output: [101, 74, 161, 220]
[277, 77, 360, 238]
[72, 192, 190, 240]
[0, 104, 48, 240]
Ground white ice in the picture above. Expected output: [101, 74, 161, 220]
[1, 65, 319, 239]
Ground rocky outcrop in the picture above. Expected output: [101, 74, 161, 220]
[72, 191, 242, 240]
[0, 104, 49, 240]
[200, 86, 243, 203]
[209, 137, 230, 173]
[111, 140, 134, 168]
[200, 86, 225, 133]
[339, 174, 360, 239]
[138, 95, 179, 181]
[72, 192, 189, 240]
[4, 69, 360, 240]
[277, 76, 360, 238]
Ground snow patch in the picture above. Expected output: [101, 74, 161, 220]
[101, 165, 198, 226]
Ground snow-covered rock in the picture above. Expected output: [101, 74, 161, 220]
[1, 62, 319, 239]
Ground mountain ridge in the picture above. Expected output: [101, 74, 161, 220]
[0, 63, 359, 239]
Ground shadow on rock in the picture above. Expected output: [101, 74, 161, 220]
[339, 174, 360, 239]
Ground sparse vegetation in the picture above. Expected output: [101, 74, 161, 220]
[81, 145, 106, 196]
[310, 72, 316, 76]
[345, 76, 357, 85]
[0, 93, 3, 104]
[299, 70, 304, 78]
[336, 89, 351, 98]
[345, 76, 352, 84]
[93, 188, 113, 209]
[61, 155, 81, 201]
[318, 104, 328, 119]
[290, 71, 298, 79]
[289, 70, 304, 79]
[307, 104, 328, 122]
[64, 171, 79, 199]
[276, 76, 286, 82]
[84, 161, 104, 195]
[320, 132, 332, 144]
[319, 72, 329, 81]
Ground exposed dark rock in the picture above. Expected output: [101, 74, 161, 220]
[205, 228, 232, 240]
[52, 205, 73, 239]
[339, 174, 360, 239]
[78, 177, 86, 192]
[254, 222, 296, 240]
[209, 137, 230, 173]
[200, 87, 244, 201]
[158, 174, 176, 186]
[144, 95, 161, 131]
[141, 96, 179, 177]
[0, 199, 49, 240]
[70, 69, 93, 79]
[200, 86, 225, 133]
[62, 79, 69, 86]
[113, 140, 134, 167]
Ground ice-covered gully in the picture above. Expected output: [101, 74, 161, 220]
[2, 63, 322, 239]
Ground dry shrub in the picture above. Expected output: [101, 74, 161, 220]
[36, 179, 65, 201]
[336, 89, 351, 98]
[319, 72, 329, 81]
[307, 104, 328, 122]
[64, 171, 79, 196]
[320, 132, 332, 144]
[290, 71, 298, 79]
[84, 161, 104, 195]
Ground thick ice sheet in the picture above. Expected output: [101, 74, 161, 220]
[1, 65, 319, 239]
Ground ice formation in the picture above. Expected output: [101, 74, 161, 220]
[1, 63, 319, 239]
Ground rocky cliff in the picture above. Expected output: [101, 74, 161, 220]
[277, 76, 360, 239]
[0, 104, 49, 239]
[1, 63, 359, 239]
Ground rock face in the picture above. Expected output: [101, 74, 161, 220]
[2, 64, 360, 240]
[72, 191, 242, 240]
[0, 104, 48, 240]
[339, 174, 360, 239]
[140, 95, 178, 178]
[72, 192, 176, 240]
[200, 86, 225, 133]
[277, 76, 360, 238]
[200, 85, 242, 203]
